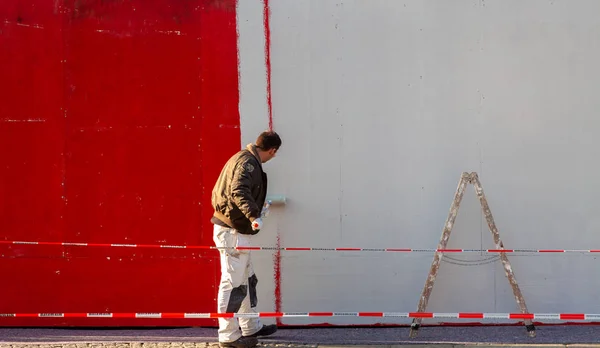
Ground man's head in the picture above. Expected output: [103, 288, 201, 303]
[255, 130, 282, 163]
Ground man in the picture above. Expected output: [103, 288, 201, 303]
[211, 131, 282, 348]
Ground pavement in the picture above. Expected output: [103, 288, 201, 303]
[1, 325, 600, 347]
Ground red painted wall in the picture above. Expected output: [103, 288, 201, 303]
[0, 0, 240, 326]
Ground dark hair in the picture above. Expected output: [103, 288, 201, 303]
[256, 130, 282, 151]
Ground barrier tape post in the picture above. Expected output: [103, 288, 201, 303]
[409, 172, 535, 339]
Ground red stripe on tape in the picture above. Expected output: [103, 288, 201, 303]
[410, 312, 434, 318]
[64, 313, 88, 318]
[111, 313, 136, 318]
[309, 312, 334, 316]
[509, 313, 534, 319]
[560, 314, 585, 320]
[260, 312, 283, 317]
[539, 250, 565, 253]
[285, 248, 311, 251]
[385, 249, 412, 252]
[488, 249, 513, 253]
[211, 313, 234, 318]
[335, 248, 361, 251]
[161, 313, 185, 319]
[358, 312, 384, 317]
[438, 249, 462, 252]
[459, 313, 484, 319]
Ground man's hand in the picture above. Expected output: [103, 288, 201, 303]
[251, 218, 263, 231]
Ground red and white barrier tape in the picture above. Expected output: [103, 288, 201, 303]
[0, 240, 599, 253]
[0, 312, 598, 320]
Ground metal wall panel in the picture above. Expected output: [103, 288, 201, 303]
[0, 0, 240, 326]
[237, 0, 600, 325]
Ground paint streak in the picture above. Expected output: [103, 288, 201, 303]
[263, 0, 273, 130]
[2, 20, 45, 29]
[273, 232, 282, 326]
[155, 30, 184, 36]
[1, 119, 46, 123]
[263, 0, 280, 325]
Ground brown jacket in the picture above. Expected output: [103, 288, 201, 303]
[211, 144, 267, 235]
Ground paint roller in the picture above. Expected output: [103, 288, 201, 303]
[261, 194, 286, 218]
[266, 194, 286, 205]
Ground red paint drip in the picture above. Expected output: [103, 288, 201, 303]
[263, 0, 273, 130]
[273, 233, 282, 325]
[264, 0, 279, 306]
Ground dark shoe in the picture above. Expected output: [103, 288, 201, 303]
[219, 336, 258, 348]
[244, 324, 278, 337]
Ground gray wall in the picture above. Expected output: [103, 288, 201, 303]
[238, 0, 600, 325]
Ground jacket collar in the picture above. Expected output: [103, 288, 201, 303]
[245, 143, 263, 169]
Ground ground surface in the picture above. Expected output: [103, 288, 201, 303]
[0, 326, 599, 347]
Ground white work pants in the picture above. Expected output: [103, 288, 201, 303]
[213, 224, 263, 343]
